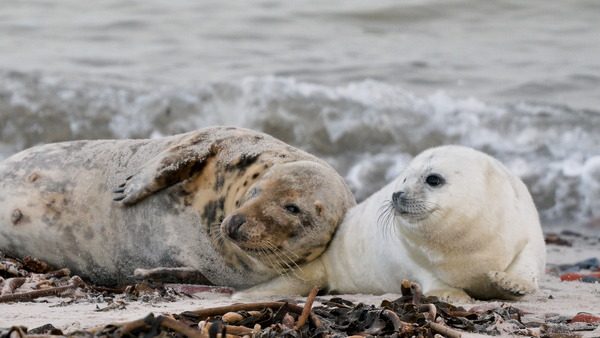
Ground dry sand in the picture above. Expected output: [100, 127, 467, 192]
[1, 230, 599, 337]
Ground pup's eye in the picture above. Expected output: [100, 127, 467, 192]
[425, 174, 445, 187]
[251, 188, 259, 197]
[284, 204, 301, 214]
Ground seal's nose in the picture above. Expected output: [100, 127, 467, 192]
[392, 191, 405, 203]
[226, 214, 246, 240]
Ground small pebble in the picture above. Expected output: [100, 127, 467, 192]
[580, 275, 600, 283]
[558, 264, 579, 273]
[544, 313, 560, 318]
[560, 272, 600, 282]
[569, 322, 598, 331]
[560, 273, 586, 281]
[282, 313, 295, 329]
[560, 230, 582, 237]
[222, 312, 244, 323]
[571, 313, 600, 324]
[546, 315, 572, 324]
[574, 258, 600, 270]
[545, 234, 572, 246]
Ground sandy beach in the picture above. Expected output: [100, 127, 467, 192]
[1, 230, 599, 337]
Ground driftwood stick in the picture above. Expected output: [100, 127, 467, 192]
[401, 280, 411, 297]
[1, 277, 26, 295]
[114, 318, 150, 336]
[429, 322, 462, 338]
[382, 309, 406, 331]
[43, 268, 71, 279]
[158, 315, 207, 338]
[23, 256, 54, 273]
[200, 320, 253, 335]
[190, 301, 305, 317]
[6, 326, 27, 338]
[409, 282, 422, 305]
[295, 286, 319, 329]
[309, 312, 324, 329]
[0, 276, 84, 303]
[87, 285, 127, 294]
[448, 311, 474, 317]
[419, 304, 437, 321]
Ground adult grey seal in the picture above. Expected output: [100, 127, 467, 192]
[0, 126, 355, 288]
[236, 145, 546, 301]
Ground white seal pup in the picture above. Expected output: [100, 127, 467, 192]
[236, 145, 546, 301]
[0, 126, 355, 287]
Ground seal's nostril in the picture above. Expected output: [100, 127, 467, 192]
[226, 214, 246, 239]
[392, 191, 404, 202]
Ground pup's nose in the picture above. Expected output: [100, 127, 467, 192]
[392, 191, 405, 202]
[226, 214, 246, 240]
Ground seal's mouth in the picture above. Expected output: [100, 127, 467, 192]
[235, 242, 284, 253]
[390, 199, 433, 221]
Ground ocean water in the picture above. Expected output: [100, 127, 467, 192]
[1, 0, 599, 227]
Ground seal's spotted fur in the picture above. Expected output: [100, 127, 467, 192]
[0, 127, 355, 288]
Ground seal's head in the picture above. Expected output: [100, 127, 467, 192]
[221, 161, 355, 270]
[389, 145, 520, 238]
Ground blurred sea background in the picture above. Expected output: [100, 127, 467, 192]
[1, 0, 599, 229]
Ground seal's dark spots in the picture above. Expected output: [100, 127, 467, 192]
[226, 214, 246, 240]
[252, 173, 260, 179]
[28, 173, 39, 183]
[189, 160, 208, 176]
[202, 197, 226, 226]
[315, 203, 324, 217]
[226, 153, 260, 172]
[214, 175, 225, 191]
[235, 200, 240, 207]
[243, 181, 248, 187]
[11, 209, 22, 225]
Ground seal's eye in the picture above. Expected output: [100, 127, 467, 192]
[284, 204, 301, 214]
[425, 174, 445, 187]
[251, 188, 259, 197]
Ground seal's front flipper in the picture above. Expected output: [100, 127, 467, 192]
[133, 267, 213, 285]
[232, 276, 316, 300]
[487, 271, 536, 299]
[232, 259, 327, 300]
[426, 287, 473, 303]
[114, 132, 219, 205]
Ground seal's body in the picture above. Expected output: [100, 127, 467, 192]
[237, 145, 545, 301]
[0, 127, 355, 287]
